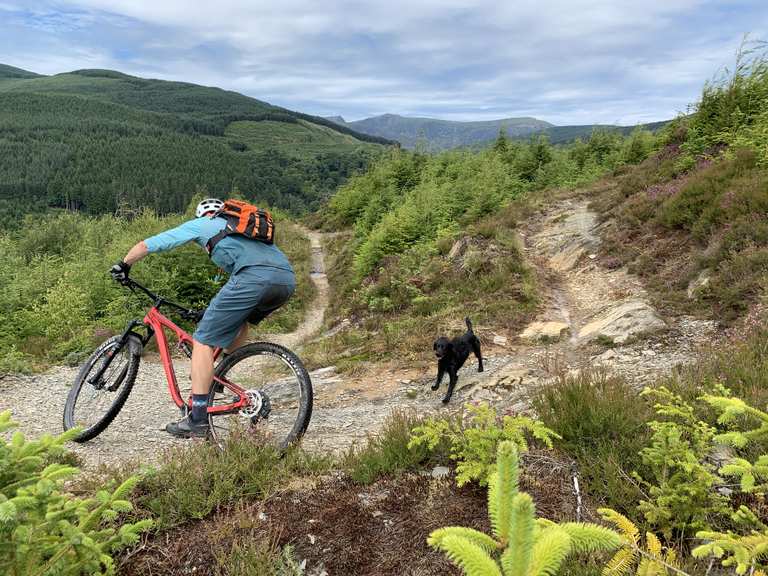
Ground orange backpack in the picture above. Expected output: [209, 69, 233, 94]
[205, 199, 275, 255]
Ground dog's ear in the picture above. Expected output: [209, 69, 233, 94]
[433, 340, 438, 350]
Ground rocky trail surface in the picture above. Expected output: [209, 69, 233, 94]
[1, 201, 717, 466]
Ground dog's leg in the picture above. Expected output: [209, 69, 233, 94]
[432, 364, 445, 391]
[472, 337, 484, 372]
[442, 368, 458, 404]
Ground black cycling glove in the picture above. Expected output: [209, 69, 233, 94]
[110, 260, 131, 284]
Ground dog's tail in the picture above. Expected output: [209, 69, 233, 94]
[465, 317, 473, 333]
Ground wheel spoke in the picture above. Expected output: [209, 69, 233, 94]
[208, 343, 311, 451]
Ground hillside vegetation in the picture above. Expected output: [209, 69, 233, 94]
[0, 65, 392, 227]
[6, 47, 768, 576]
[0, 196, 315, 373]
[595, 47, 768, 324]
[303, 126, 656, 369]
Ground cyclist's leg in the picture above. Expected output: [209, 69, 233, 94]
[191, 342, 215, 395]
[168, 275, 251, 437]
[224, 323, 249, 354]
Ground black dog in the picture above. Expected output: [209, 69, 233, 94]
[432, 318, 484, 404]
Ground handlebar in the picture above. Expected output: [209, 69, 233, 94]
[121, 278, 205, 322]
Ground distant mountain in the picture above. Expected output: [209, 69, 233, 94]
[330, 113, 669, 150]
[331, 113, 553, 150]
[0, 65, 394, 223]
[0, 63, 42, 79]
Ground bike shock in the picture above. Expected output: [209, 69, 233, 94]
[179, 340, 193, 358]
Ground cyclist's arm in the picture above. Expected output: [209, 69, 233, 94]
[122, 220, 202, 266]
[143, 220, 203, 254]
[123, 241, 149, 265]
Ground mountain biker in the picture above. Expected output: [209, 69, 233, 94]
[110, 198, 295, 438]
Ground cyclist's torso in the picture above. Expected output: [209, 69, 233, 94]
[143, 217, 293, 275]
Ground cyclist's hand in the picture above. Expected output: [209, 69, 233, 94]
[110, 261, 131, 284]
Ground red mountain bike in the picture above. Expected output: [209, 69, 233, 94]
[62, 278, 313, 449]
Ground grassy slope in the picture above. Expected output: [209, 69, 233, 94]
[225, 119, 379, 157]
[16, 55, 768, 576]
[594, 144, 768, 323]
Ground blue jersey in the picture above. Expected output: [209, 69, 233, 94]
[144, 216, 293, 275]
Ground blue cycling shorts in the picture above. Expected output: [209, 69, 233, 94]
[193, 265, 295, 349]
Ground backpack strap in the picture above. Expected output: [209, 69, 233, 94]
[205, 229, 228, 255]
[205, 212, 230, 255]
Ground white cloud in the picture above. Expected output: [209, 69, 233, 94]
[2, 0, 766, 123]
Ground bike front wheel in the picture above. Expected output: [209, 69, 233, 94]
[63, 334, 143, 442]
[208, 342, 313, 451]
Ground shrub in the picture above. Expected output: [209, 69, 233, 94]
[135, 432, 331, 529]
[428, 441, 622, 576]
[634, 387, 728, 539]
[0, 410, 152, 576]
[682, 40, 768, 163]
[343, 409, 439, 484]
[409, 403, 559, 486]
[213, 540, 304, 576]
[532, 370, 652, 513]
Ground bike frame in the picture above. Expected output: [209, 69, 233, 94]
[142, 307, 249, 414]
[89, 278, 249, 416]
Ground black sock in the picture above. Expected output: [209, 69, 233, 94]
[191, 393, 208, 423]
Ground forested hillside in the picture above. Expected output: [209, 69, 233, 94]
[0, 66, 394, 227]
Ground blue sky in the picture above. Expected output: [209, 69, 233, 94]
[1, 1, 766, 125]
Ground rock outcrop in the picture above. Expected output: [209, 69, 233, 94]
[577, 299, 666, 344]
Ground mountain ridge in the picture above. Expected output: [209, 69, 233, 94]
[330, 112, 669, 149]
[330, 113, 552, 150]
[0, 63, 43, 79]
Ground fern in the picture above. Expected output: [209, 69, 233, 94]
[429, 527, 499, 553]
[502, 494, 534, 575]
[429, 441, 621, 576]
[599, 508, 679, 576]
[435, 535, 504, 576]
[702, 395, 768, 494]
[527, 528, 572, 576]
[634, 387, 727, 537]
[693, 529, 768, 574]
[409, 403, 560, 486]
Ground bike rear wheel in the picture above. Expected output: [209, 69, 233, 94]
[63, 335, 142, 442]
[208, 342, 313, 450]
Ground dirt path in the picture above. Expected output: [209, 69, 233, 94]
[271, 227, 329, 349]
[0, 201, 718, 466]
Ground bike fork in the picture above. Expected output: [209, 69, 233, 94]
[87, 320, 149, 387]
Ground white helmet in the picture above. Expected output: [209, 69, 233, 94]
[195, 198, 224, 218]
